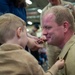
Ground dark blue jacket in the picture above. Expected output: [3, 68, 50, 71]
[0, 0, 27, 22]
[10, 3, 27, 22]
[0, 0, 10, 13]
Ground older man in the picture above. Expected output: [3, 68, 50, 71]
[42, 5, 75, 75]
[40, 0, 75, 68]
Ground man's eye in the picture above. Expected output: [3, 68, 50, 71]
[46, 27, 51, 29]
[42, 26, 52, 30]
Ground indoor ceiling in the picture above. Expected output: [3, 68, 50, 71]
[26, 0, 75, 26]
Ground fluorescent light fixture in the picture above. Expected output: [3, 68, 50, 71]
[27, 21, 32, 25]
[27, 29, 29, 32]
[37, 9, 42, 13]
[26, 0, 32, 5]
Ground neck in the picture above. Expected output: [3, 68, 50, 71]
[5, 38, 26, 48]
[5, 39, 19, 45]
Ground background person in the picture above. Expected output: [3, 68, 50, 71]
[29, 25, 40, 63]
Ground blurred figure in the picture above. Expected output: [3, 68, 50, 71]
[0, 13, 64, 75]
[0, 0, 27, 22]
[0, 0, 10, 13]
[29, 25, 40, 63]
[30, 24, 39, 36]
[39, 47, 48, 65]
[10, 0, 27, 22]
[42, 0, 74, 15]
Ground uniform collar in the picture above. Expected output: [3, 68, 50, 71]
[58, 34, 75, 59]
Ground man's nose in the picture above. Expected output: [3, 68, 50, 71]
[42, 29, 48, 35]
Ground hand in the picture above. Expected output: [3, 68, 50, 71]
[54, 59, 64, 69]
[37, 35, 47, 44]
[27, 37, 43, 51]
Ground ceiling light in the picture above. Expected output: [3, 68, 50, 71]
[26, 0, 32, 5]
[27, 21, 32, 25]
[37, 9, 42, 13]
[27, 29, 29, 32]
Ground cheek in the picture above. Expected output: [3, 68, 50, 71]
[55, 30, 64, 41]
[24, 35, 28, 42]
[26, 37, 28, 43]
[52, 28, 64, 39]
[56, 27, 64, 35]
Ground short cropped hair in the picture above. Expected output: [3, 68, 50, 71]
[44, 5, 74, 30]
[0, 13, 26, 44]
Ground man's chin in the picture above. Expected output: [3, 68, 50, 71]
[47, 41, 52, 45]
[47, 42, 55, 46]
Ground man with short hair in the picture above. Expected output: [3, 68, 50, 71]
[40, 0, 75, 68]
[41, 5, 75, 75]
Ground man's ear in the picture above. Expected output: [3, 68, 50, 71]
[16, 27, 22, 38]
[63, 21, 70, 33]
